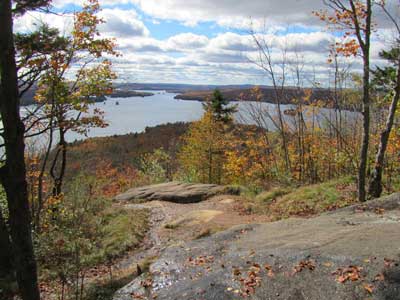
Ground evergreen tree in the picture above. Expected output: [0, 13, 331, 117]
[203, 89, 237, 123]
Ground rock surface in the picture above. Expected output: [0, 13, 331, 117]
[114, 181, 239, 203]
[114, 193, 400, 300]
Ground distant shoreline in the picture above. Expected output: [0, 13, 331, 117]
[20, 89, 154, 106]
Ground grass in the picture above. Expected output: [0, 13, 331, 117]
[240, 176, 357, 220]
[100, 207, 150, 259]
[255, 186, 294, 202]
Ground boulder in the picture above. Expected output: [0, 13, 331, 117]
[114, 181, 239, 203]
[114, 193, 400, 300]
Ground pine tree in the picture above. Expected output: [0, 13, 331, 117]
[203, 89, 237, 123]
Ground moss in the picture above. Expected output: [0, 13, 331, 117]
[255, 187, 294, 203]
[241, 176, 357, 219]
[101, 207, 150, 259]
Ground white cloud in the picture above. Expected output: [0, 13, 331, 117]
[166, 33, 209, 50]
[98, 8, 149, 37]
[208, 33, 255, 51]
[130, 0, 326, 31]
[14, 11, 74, 34]
[14, 0, 399, 85]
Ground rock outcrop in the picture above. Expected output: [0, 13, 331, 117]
[114, 193, 400, 300]
[114, 182, 239, 203]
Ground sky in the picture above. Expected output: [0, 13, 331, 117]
[14, 0, 400, 86]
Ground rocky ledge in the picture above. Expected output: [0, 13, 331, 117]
[114, 193, 400, 300]
[114, 181, 239, 203]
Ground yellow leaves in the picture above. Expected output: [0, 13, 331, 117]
[178, 110, 228, 183]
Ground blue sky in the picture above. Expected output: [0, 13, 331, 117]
[14, 0, 396, 85]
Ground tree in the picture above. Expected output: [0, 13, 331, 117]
[33, 0, 117, 203]
[0, 207, 13, 281]
[316, 0, 373, 202]
[0, 0, 50, 298]
[178, 110, 227, 184]
[367, 1, 400, 198]
[203, 89, 237, 123]
[248, 30, 292, 174]
[368, 46, 400, 197]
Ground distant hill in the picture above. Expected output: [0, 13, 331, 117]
[114, 83, 257, 93]
[20, 85, 154, 106]
[20, 83, 356, 111]
[174, 87, 335, 106]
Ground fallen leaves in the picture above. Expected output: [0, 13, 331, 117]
[363, 283, 374, 294]
[264, 263, 275, 278]
[238, 263, 262, 297]
[373, 273, 385, 282]
[332, 266, 363, 283]
[187, 255, 215, 266]
[384, 258, 396, 268]
[354, 205, 386, 215]
[140, 278, 153, 288]
[323, 262, 333, 268]
[292, 260, 316, 275]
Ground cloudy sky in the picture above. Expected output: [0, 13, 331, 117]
[14, 0, 399, 85]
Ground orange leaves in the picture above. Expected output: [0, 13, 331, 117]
[363, 283, 374, 294]
[239, 264, 262, 297]
[94, 160, 138, 197]
[264, 263, 275, 278]
[229, 263, 263, 297]
[292, 260, 316, 275]
[383, 257, 396, 268]
[314, 1, 373, 58]
[335, 39, 360, 57]
[187, 255, 215, 267]
[332, 265, 363, 283]
[140, 277, 153, 288]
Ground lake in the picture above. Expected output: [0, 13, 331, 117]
[23, 90, 358, 148]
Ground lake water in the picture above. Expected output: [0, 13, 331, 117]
[23, 90, 358, 147]
[66, 91, 204, 142]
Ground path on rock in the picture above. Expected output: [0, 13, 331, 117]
[114, 193, 400, 300]
[90, 193, 269, 286]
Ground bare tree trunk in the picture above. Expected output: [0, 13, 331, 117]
[0, 208, 13, 278]
[0, 1, 40, 299]
[368, 61, 400, 198]
[35, 98, 55, 231]
[358, 56, 371, 202]
[352, 0, 372, 202]
[50, 127, 67, 196]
